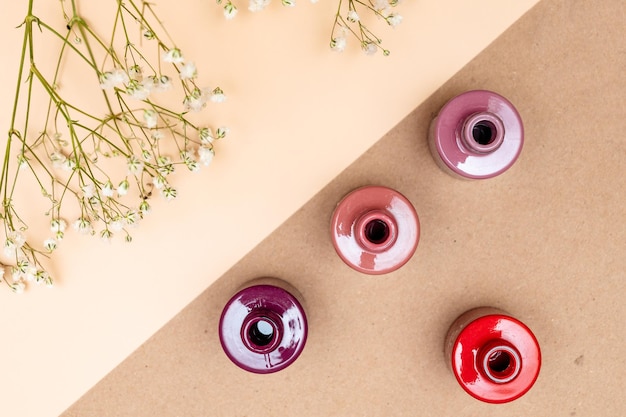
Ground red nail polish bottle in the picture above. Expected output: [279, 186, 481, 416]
[444, 307, 541, 403]
[429, 90, 524, 179]
[330, 186, 420, 275]
[219, 278, 308, 374]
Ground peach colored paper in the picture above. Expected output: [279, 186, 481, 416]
[0, 1, 539, 416]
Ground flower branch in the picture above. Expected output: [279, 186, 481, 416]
[215, 0, 404, 55]
[2, 0, 227, 292]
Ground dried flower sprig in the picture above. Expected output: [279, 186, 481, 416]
[330, 0, 403, 55]
[2, 0, 227, 292]
[215, 0, 403, 55]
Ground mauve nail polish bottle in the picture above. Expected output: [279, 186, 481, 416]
[219, 278, 307, 374]
[444, 307, 541, 403]
[330, 185, 420, 275]
[429, 90, 524, 179]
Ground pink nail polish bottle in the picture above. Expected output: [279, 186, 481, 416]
[330, 186, 420, 275]
[429, 90, 524, 179]
[444, 307, 541, 403]
[219, 278, 308, 374]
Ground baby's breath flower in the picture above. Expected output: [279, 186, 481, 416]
[43, 238, 58, 252]
[141, 76, 157, 91]
[143, 109, 158, 128]
[81, 183, 95, 199]
[127, 155, 145, 175]
[99, 68, 129, 90]
[4, 231, 26, 256]
[151, 130, 164, 141]
[223, 1, 238, 19]
[124, 209, 140, 226]
[88, 196, 101, 207]
[347, 10, 360, 22]
[100, 229, 113, 243]
[374, 0, 391, 13]
[143, 28, 155, 40]
[73, 218, 93, 235]
[210, 87, 226, 103]
[51, 218, 67, 240]
[199, 127, 214, 144]
[362, 41, 377, 55]
[157, 155, 175, 176]
[15, 260, 30, 276]
[216, 126, 229, 139]
[179, 62, 197, 80]
[161, 186, 177, 201]
[102, 180, 115, 197]
[139, 200, 151, 215]
[126, 79, 151, 101]
[110, 218, 125, 232]
[50, 218, 67, 233]
[3, 242, 15, 257]
[128, 65, 142, 81]
[181, 150, 200, 172]
[163, 48, 184, 64]
[10, 268, 19, 283]
[185, 158, 200, 173]
[10, 280, 25, 294]
[44, 276, 54, 288]
[34, 269, 50, 285]
[17, 153, 28, 170]
[249, 0, 271, 12]
[62, 158, 76, 171]
[198, 146, 215, 166]
[183, 88, 209, 112]
[117, 179, 130, 196]
[331, 36, 347, 52]
[23, 263, 38, 282]
[50, 151, 67, 169]
[386, 13, 403, 27]
[156, 75, 172, 92]
[152, 175, 167, 189]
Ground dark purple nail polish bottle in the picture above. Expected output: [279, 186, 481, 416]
[219, 278, 308, 374]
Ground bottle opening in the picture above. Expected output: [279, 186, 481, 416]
[488, 350, 512, 373]
[482, 344, 521, 383]
[472, 121, 497, 145]
[364, 219, 390, 245]
[248, 319, 275, 347]
[461, 112, 505, 154]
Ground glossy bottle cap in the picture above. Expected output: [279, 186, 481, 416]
[445, 308, 541, 403]
[429, 90, 524, 179]
[219, 284, 308, 374]
[330, 186, 419, 275]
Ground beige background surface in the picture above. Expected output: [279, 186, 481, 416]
[0, 1, 541, 417]
[63, 0, 626, 416]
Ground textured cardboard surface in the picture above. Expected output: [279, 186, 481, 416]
[63, 0, 626, 415]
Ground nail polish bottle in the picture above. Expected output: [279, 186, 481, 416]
[330, 185, 420, 275]
[444, 307, 541, 403]
[219, 278, 308, 374]
[429, 90, 524, 179]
